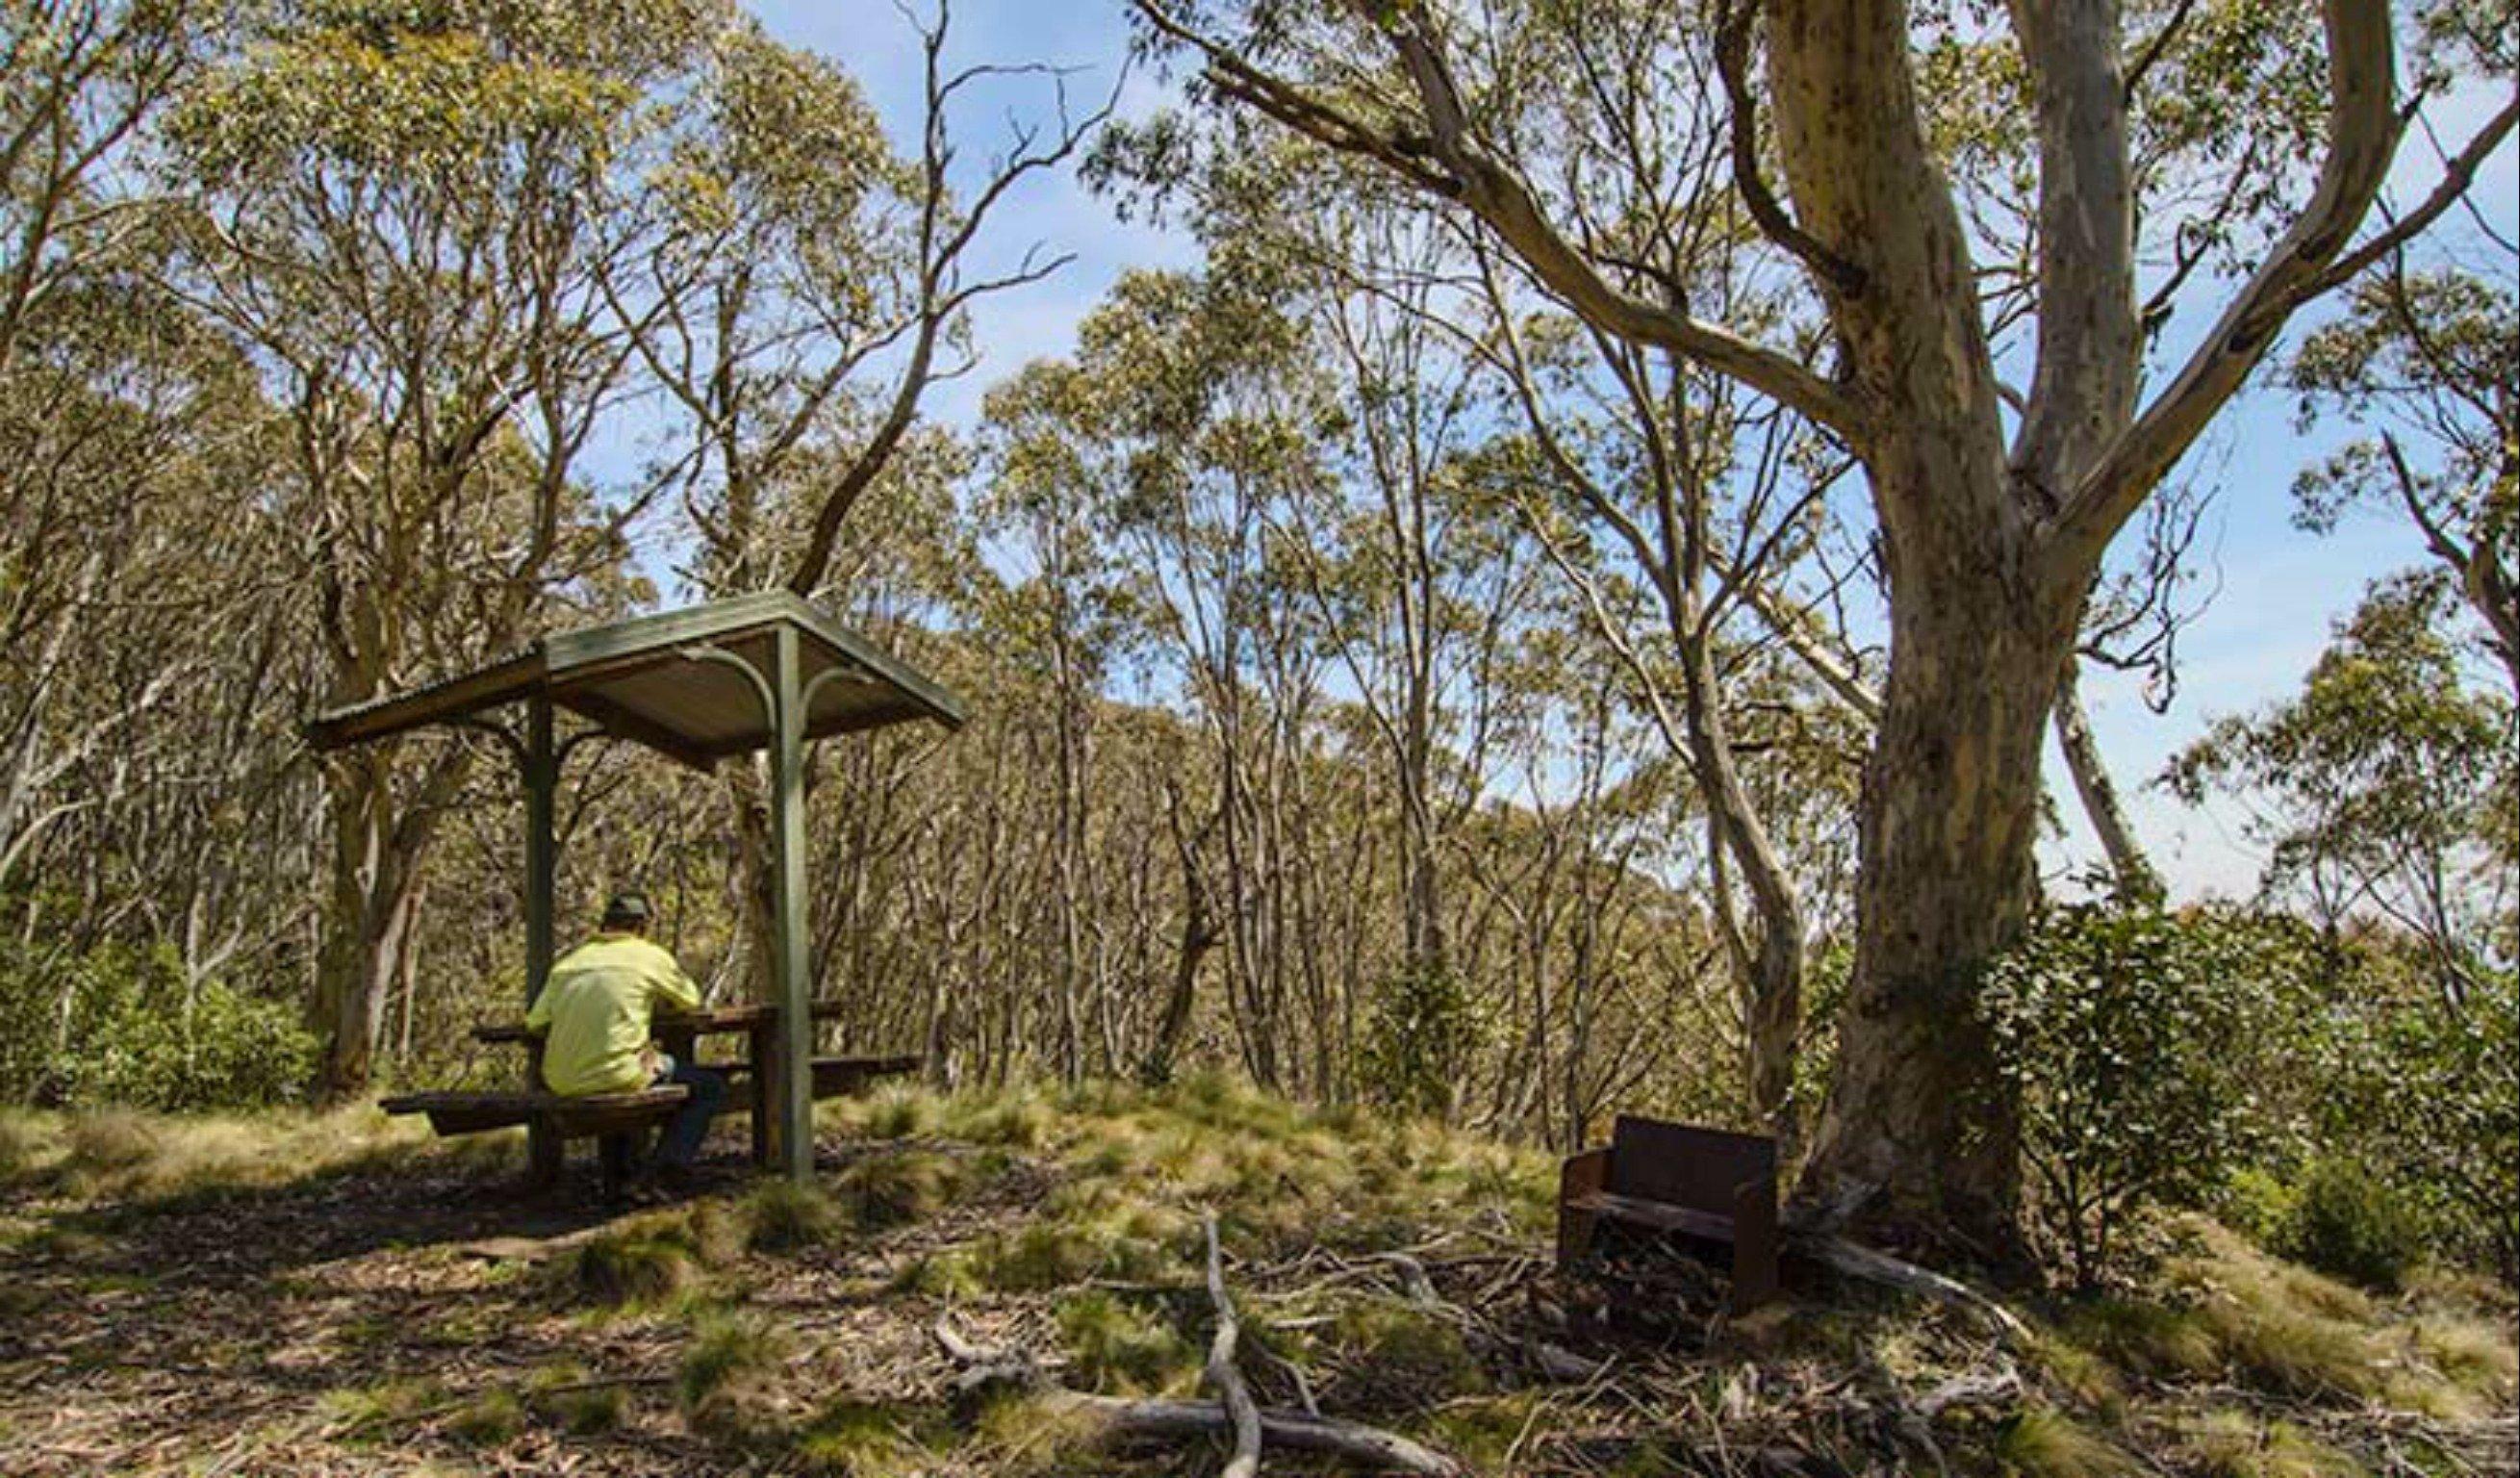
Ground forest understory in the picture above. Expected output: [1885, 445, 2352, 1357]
[1, 1079, 2510, 1477]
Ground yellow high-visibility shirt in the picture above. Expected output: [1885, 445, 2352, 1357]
[524, 933, 704, 1096]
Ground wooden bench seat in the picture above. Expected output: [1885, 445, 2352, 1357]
[402, 1021, 926, 1190]
[1556, 1114, 1781, 1315]
[381, 1085, 692, 1199]
[381, 1085, 690, 1137]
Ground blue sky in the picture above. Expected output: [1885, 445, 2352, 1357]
[747, 1, 2517, 903]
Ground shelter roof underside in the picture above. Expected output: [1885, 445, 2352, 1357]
[305, 592, 966, 768]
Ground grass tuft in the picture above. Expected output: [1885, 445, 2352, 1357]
[1423, 1391, 1548, 1471]
[319, 1375, 454, 1440]
[525, 1364, 631, 1435]
[852, 1086, 937, 1141]
[790, 1396, 938, 1477]
[1998, 1407, 2145, 1477]
[978, 1200, 1190, 1292]
[834, 1150, 963, 1229]
[890, 1248, 982, 1299]
[1055, 1290, 1195, 1394]
[21, 1105, 432, 1204]
[445, 1387, 526, 1446]
[2177, 1411, 2362, 1478]
[569, 1205, 740, 1307]
[1319, 1301, 1487, 1416]
[679, 1309, 791, 1440]
[941, 1093, 1052, 1149]
[745, 1179, 844, 1252]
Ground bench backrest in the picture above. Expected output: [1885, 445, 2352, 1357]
[1606, 1113, 1775, 1212]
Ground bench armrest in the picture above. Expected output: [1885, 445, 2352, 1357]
[1556, 1147, 1614, 1265]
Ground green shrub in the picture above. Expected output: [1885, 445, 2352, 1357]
[1359, 963, 1483, 1121]
[2277, 1158, 2425, 1291]
[2220, 1167, 2301, 1250]
[2315, 969, 2518, 1280]
[1984, 895, 2302, 1287]
[0, 940, 314, 1111]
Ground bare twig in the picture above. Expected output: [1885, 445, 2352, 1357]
[931, 1296, 1467, 1476]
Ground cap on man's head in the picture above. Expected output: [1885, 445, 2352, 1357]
[601, 891, 654, 930]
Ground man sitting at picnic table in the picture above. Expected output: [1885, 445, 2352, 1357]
[525, 891, 727, 1195]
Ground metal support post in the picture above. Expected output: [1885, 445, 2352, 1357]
[522, 696, 562, 1185]
[769, 625, 815, 1182]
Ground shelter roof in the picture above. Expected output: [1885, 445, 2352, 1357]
[306, 592, 966, 769]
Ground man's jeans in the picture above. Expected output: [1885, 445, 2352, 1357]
[650, 1055, 729, 1168]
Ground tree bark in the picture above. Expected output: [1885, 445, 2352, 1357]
[1757, 0, 2046, 1261]
[1803, 558, 2069, 1259]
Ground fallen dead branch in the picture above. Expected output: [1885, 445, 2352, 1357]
[929, 1312, 1466, 1475]
[454, 1226, 610, 1263]
[1202, 1210, 1262, 1478]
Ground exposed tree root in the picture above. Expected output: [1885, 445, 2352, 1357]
[1787, 1231, 2033, 1344]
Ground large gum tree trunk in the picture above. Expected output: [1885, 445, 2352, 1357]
[1766, 0, 2056, 1262]
[1803, 536, 2075, 1260]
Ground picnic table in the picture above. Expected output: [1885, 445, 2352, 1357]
[384, 999, 919, 1195]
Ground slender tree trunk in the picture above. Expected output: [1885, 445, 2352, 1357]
[728, 757, 778, 1000]
[1145, 784, 1216, 1083]
[315, 754, 435, 1100]
[1675, 620, 1806, 1144]
[2051, 656, 2159, 895]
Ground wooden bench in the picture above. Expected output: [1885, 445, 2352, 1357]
[1556, 1114, 1782, 1315]
[380, 1085, 689, 1200]
[396, 1014, 925, 1188]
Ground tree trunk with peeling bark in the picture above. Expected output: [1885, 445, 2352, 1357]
[314, 747, 462, 1100]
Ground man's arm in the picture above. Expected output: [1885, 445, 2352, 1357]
[649, 944, 703, 1014]
[524, 981, 554, 1031]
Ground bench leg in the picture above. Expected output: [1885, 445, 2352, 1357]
[749, 1023, 774, 1168]
[1556, 1148, 1613, 1268]
[527, 1120, 564, 1190]
[598, 1132, 640, 1202]
[1729, 1181, 1783, 1314]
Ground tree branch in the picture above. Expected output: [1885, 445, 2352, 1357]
[2047, 0, 2400, 572]
[1713, 0, 1865, 298]
[2298, 95, 2519, 301]
[1202, 1211, 1261, 1478]
[1133, 1, 1867, 441]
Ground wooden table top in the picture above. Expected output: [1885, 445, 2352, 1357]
[473, 998, 849, 1044]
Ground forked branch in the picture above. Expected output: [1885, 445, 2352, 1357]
[2049, 0, 2400, 569]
